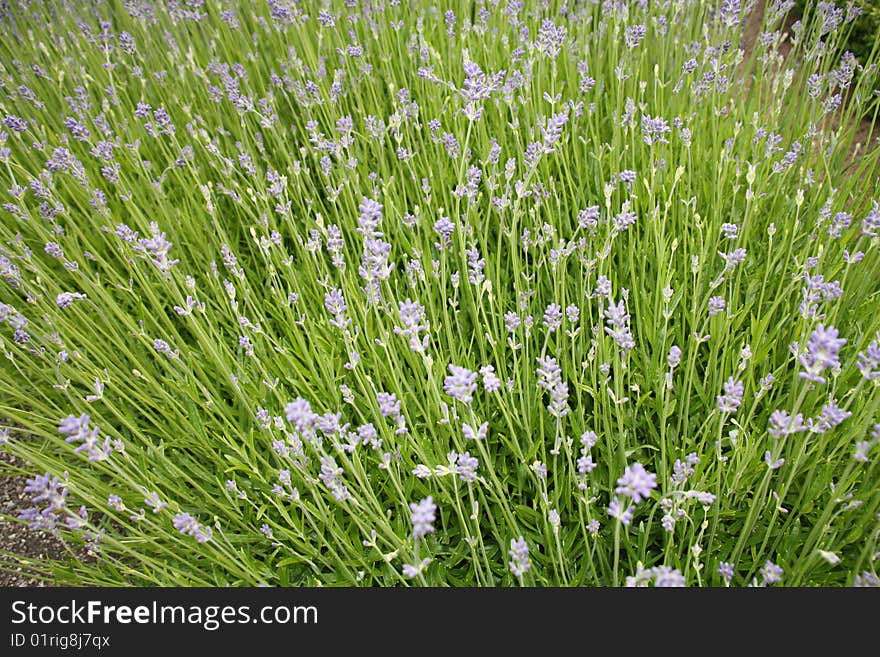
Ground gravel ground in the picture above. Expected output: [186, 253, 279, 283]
[0, 451, 71, 586]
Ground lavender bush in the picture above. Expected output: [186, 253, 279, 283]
[1, 0, 879, 587]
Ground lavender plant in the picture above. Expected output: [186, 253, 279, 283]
[0, 0, 879, 587]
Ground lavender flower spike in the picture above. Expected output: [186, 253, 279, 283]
[615, 462, 657, 503]
[444, 365, 478, 403]
[410, 496, 436, 539]
[798, 324, 846, 384]
[508, 536, 531, 577]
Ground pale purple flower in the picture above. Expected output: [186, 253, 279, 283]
[854, 441, 872, 463]
[653, 566, 686, 587]
[799, 324, 846, 384]
[721, 223, 739, 239]
[717, 377, 744, 414]
[612, 206, 638, 233]
[456, 166, 482, 202]
[542, 111, 569, 151]
[760, 560, 783, 585]
[578, 206, 600, 231]
[319, 456, 350, 502]
[718, 562, 735, 583]
[410, 496, 436, 539]
[862, 203, 880, 237]
[828, 212, 852, 239]
[536, 19, 566, 58]
[412, 464, 432, 479]
[462, 422, 488, 441]
[403, 558, 432, 579]
[686, 491, 717, 505]
[20, 472, 67, 531]
[504, 312, 521, 333]
[465, 245, 485, 284]
[619, 170, 637, 185]
[144, 491, 167, 513]
[708, 296, 726, 316]
[359, 233, 392, 305]
[508, 536, 531, 577]
[671, 458, 694, 486]
[624, 24, 647, 49]
[765, 451, 785, 469]
[615, 462, 658, 503]
[536, 356, 562, 390]
[454, 451, 479, 483]
[480, 365, 501, 392]
[433, 217, 455, 249]
[377, 392, 401, 418]
[532, 461, 548, 479]
[3, 115, 28, 133]
[548, 381, 570, 418]
[444, 365, 478, 403]
[577, 454, 596, 475]
[768, 410, 806, 438]
[857, 341, 880, 380]
[326, 224, 345, 269]
[853, 572, 880, 587]
[137, 223, 178, 271]
[44, 242, 64, 259]
[58, 414, 111, 462]
[153, 338, 179, 359]
[604, 299, 635, 350]
[641, 115, 671, 145]
[324, 288, 350, 330]
[719, 0, 742, 27]
[357, 197, 383, 236]
[721, 248, 747, 270]
[394, 298, 429, 352]
[543, 303, 563, 332]
[581, 431, 598, 449]
[460, 60, 505, 114]
[285, 397, 318, 435]
[608, 497, 635, 525]
[809, 402, 851, 433]
[173, 512, 212, 543]
[356, 423, 378, 447]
